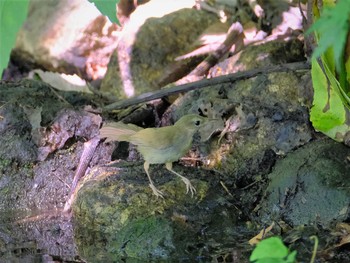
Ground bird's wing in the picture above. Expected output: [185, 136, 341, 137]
[129, 126, 176, 150]
[100, 122, 143, 142]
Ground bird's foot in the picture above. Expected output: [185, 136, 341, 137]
[149, 183, 164, 198]
[181, 177, 196, 197]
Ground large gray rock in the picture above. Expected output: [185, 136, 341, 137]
[259, 139, 350, 226]
[101, 4, 218, 99]
[13, 0, 118, 80]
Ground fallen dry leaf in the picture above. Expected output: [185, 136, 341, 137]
[249, 222, 275, 245]
[28, 69, 92, 94]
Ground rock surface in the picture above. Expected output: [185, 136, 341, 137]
[12, 0, 118, 80]
[101, 6, 218, 98]
[259, 139, 350, 226]
[72, 65, 318, 261]
[1, 2, 349, 261]
[0, 80, 111, 261]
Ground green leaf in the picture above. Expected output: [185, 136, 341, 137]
[250, 237, 296, 263]
[346, 56, 350, 85]
[286, 250, 297, 263]
[251, 259, 285, 263]
[0, 0, 30, 77]
[310, 58, 346, 131]
[307, 0, 350, 142]
[88, 0, 120, 25]
[307, 0, 350, 71]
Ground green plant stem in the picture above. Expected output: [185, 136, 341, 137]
[309, 235, 319, 263]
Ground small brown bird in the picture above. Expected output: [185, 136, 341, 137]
[100, 114, 207, 198]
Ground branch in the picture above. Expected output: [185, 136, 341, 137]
[103, 61, 311, 111]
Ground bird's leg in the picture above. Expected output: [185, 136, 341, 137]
[165, 162, 196, 197]
[144, 162, 164, 198]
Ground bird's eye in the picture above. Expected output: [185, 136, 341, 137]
[195, 120, 201, 126]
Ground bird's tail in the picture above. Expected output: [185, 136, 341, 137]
[100, 122, 143, 142]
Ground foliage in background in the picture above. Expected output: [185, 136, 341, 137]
[307, 0, 350, 142]
[0, 0, 30, 77]
[88, 0, 120, 25]
[249, 237, 297, 263]
[309, 0, 349, 72]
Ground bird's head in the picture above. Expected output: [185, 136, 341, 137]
[174, 114, 208, 132]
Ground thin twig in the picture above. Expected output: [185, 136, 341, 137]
[103, 61, 310, 111]
[63, 136, 100, 212]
